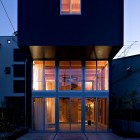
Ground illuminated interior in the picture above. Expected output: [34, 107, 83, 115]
[85, 98, 108, 131]
[61, 0, 81, 14]
[85, 61, 96, 90]
[32, 60, 108, 131]
[32, 60, 108, 91]
[97, 61, 108, 90]
[85, 61, 108, 90]
[59, 61, 82, 90]
[33, 61, 55, 90]
[33, 98, 55, 131]
[59, 98, 81, 131]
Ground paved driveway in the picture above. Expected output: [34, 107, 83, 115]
[17, 133, 140, 140]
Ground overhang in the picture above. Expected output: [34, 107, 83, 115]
[23, 45, 122, 60]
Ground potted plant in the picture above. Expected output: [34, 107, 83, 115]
[86, 104, 93, 125]
[86, 98, 95, 125]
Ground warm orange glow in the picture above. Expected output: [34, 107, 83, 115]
[90, 103, 94, 108]
[71, 0, 80, 13]
[61, 0, 80, 14]
[85, 82, 92, 90]
[61, 0, 70, 13]
[33, 61, 55, 90]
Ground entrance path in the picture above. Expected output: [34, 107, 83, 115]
[17, 133, 140, 140]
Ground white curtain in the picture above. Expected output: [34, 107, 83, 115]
[34, 98, 44, 130]
[45, 98, 55, 130]
[34, 98, 55, 131]
[33, 63, 45, 90]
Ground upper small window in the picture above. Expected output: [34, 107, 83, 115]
[61, 0, 81, 14]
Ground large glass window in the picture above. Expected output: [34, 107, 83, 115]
[33, 61, 55, 90]
[85, 61, 97, 90]
[33, 98, 55, 131]
[85, 98, 96, 131]
[85, 98, 108, 131]
[32, 60, 108, 91]
[59, 98, 81, 131]
[61, 0, 81, 14]
[97, 61, 108, 90]
[45, 61, 55, 90]
[97, 98, 108, 131]
[59, 61, 82, 91]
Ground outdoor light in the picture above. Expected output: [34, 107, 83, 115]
[126, 66, 132, 72]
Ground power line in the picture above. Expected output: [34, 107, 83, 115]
[125, 41, 137, 56]
[116, 41, 138, 58]
[0, 0, 16, 33]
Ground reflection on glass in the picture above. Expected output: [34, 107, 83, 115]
[97, 61, 108, 90]
[85, 61, 96, 90]
[33, 98, 55, 131]
[97, 98, 107, 131]
[33, 61, 55, 90]
[59, 98, 81, 131]
[85, 98, 96, 131]
[59, 61, 82, 91]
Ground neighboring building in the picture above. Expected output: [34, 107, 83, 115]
[0, 0, 123, 132]
[111, 55, 140, 133]
[112, 55, 140, 109]
[0, 36, 26, 126]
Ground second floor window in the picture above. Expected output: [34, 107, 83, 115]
[33, 61, 55, 90]
[61, 0, 81, 14]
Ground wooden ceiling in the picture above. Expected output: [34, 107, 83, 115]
[28, 45, 121, 60]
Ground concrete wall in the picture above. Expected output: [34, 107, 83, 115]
[0, 36, 25, 106]
[112, 55, 140, 100]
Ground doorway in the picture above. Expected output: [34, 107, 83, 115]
[59, 98, 82, 131]
[33, 97, 108, 132]
[85, 98, 108, 131]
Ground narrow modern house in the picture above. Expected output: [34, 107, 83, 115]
[18, 0, 123, 132]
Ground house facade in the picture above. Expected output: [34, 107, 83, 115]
[16, 0, 124, 132]
[0, 36, 26, 126]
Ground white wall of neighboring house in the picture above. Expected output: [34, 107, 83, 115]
[0, 36, 24, 107]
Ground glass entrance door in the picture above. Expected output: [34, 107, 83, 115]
[85, 98, 96, 131]
[59, 98, 81, 131]
[85, 98, 108, 131]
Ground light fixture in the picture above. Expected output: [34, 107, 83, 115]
[126, 66, 132, 72]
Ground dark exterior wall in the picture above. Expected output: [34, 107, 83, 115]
[110, 55, 140, 112]
[25, 59, 32, 128]
[18, 0, 123, 47]
[111, 55, 140, 105]
[111, 55, 140, 132]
